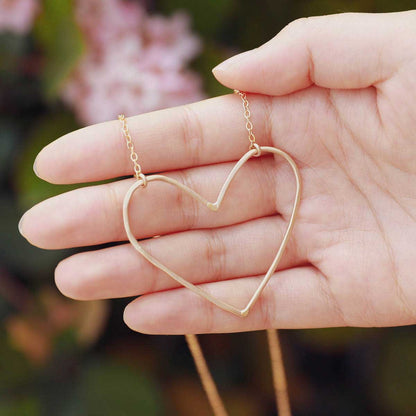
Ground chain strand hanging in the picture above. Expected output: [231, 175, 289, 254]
[118, 89, 296, 416]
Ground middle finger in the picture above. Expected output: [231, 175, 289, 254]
[21, 156, 278, 249]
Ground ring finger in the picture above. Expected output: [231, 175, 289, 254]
[54, 216, 306, 300]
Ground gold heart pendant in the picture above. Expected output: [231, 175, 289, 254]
[123, 146, 301, 317]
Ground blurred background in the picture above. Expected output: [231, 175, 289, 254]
[1, 0, 416, 415]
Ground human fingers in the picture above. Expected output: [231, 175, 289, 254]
[20, 157, 284, 249]
[34, 94, 274, 184]
[55, 216, 307, 300]
[123, 266, 347, 334]
[213, 11, 416, 94]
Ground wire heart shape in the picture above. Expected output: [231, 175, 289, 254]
[123, 146, 301, 317]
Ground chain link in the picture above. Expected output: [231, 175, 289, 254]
[119, 92, 258, 183]
[118, 114, 146, 184]
[234, 89, 258, 151]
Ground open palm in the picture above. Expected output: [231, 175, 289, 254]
[20, 11, 416, 334]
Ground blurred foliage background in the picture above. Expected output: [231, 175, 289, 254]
[1, 0, 416, 415]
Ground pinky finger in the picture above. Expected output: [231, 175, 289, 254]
[123, 267, 346, 334]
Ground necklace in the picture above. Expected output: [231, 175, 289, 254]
[119, 90, 301, 416]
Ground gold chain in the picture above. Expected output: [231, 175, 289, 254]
[185, 335, 228, 416]
[120, 90, 255, 179]
[233, 89, 257, 150]
[118, 114, 147, 184]
[232, 91, 291, 415]
[267, 329, 292, 416]
[118, 91, 292, 416]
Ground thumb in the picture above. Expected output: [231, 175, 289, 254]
[212, 11, 416, 95]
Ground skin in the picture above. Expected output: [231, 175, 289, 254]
[19, 11, 416, 334]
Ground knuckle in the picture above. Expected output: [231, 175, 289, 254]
[178, 104, 204, 167]
[204, 297, 215, 333]
[103, 182, 124, 241]
[262, 95, 274, 143]
[257, 288, 274, 329]
[282, 16, 312, 35]
[281, 17, 316, 83]
[175, 170, 199, 229]
[204, 230, 227, 282]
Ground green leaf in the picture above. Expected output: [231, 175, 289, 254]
[34, 0, 84, 99]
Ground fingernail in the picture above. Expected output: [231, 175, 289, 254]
[18, 215, 25, 236]
[212, 50, 251, 74]
[33, 155, 40, 177]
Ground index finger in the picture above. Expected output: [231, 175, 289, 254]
[34, 94, 273, 184]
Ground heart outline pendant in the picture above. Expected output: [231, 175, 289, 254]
[123, 146, 301, 317]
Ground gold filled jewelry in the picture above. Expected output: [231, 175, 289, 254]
[119, 90, 300, 416]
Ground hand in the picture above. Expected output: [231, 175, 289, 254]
[19, 11, 416, 334]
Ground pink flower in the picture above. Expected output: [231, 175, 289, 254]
[75, 0, 144, 52]
[0, 0, 39, 35]
[62, 0, 204, 125]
